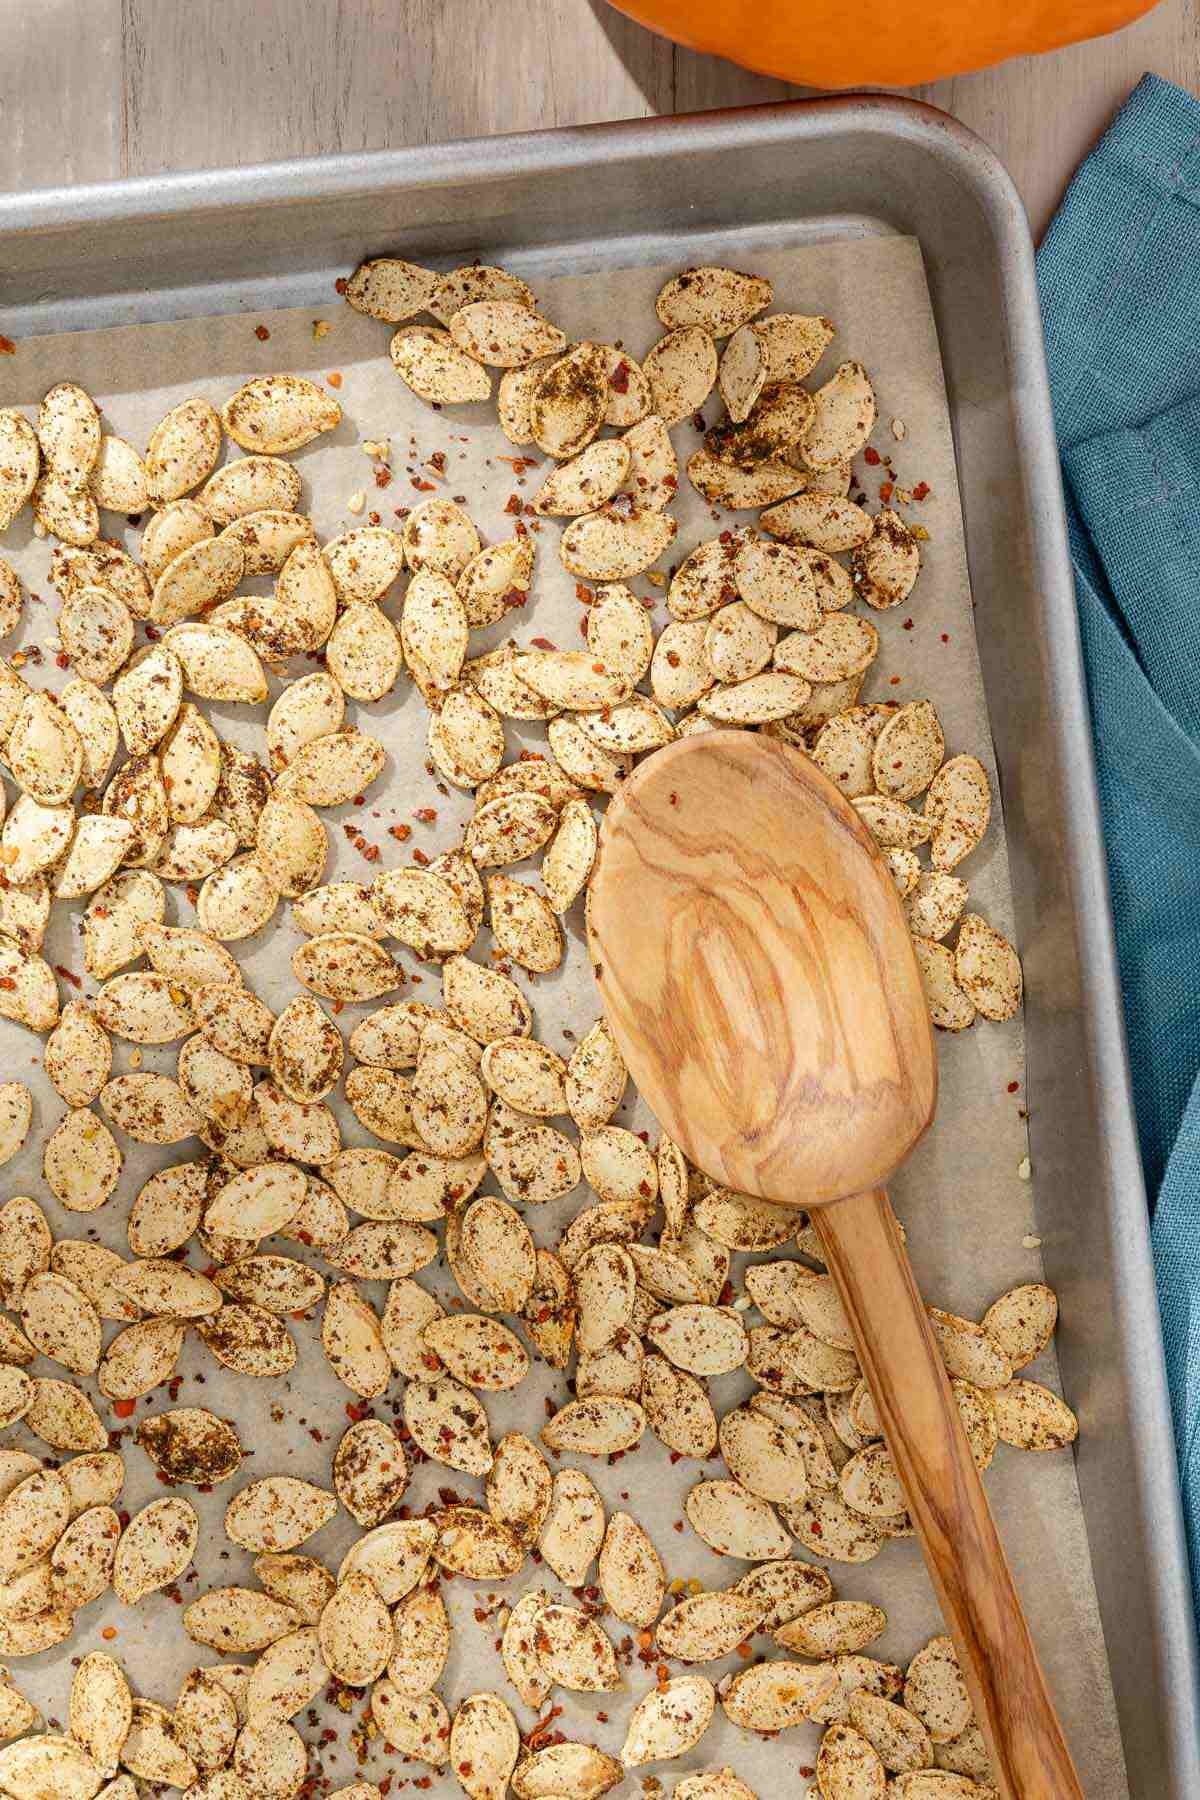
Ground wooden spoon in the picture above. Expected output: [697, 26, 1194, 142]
[588, 728, 1081, 1800]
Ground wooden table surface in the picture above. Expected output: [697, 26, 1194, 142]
[3, 0, 1196, 240]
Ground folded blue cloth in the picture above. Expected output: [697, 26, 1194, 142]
[1037, 73, 1200, 1613]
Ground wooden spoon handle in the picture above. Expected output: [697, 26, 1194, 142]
[813, 1189, 1082, 1800]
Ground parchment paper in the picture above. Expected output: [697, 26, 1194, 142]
[0, 235, 1128, 1796]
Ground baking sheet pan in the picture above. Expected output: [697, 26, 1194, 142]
[1, 94, 1196, 1797]
[0, 227, 1122, 1794]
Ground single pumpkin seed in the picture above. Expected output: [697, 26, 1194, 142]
[322, 1282, 391, 1398]
[534, 438, 631, 516]
[542, 1396, 645, 1456]
[222, 374, 340, 453]
[345, 256, 438, 321]
[450, 300, 566, 367]
[760, 494, 874, 551]
[98, 1316, 184, 1400]
[851, 507, 921, 609]
[325, 602, 404, 701]
[112, 1495, 198, 1603]
[59, 585, 134, 685]
[531, 344, 608, 458]
[643, 327, 718, 425]
[433, 1504, 524, 1579]
[137, 1408, 242, 1484]
[370, 1684, 450, 1767]
[620, 1675, 715, 1768]
[560, 503, 677, 582]
[0, 412, 39, 530]
[318, 1571, 393, 1687]
[654, 1588, 767, 1662]
[391, 325, 493, 404]
[992, 1379, 1079, 1451]
[101, 1071, 203, 1143]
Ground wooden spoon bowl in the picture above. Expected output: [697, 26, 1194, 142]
[588, 728, 1080, 1800]
[587, 726, 936, 1204]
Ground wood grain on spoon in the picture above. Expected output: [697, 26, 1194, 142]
[588, 729, 936, 1204]
[588, 728, 1082, 1800]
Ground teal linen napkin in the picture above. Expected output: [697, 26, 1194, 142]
[1037, 73, 1200, 1612]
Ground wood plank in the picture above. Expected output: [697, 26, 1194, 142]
[672, 44, 804, 114]
[120, 0, 673, 175]
[918, 3, 1199, 238]
[2, 0, 123, 190]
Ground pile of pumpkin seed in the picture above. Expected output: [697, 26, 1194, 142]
[0, 259, 1064, 1798]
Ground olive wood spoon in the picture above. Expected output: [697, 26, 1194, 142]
[587, 728, 1080, 1800]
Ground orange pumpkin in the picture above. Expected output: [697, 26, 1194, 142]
[608, 0, 1160, 89]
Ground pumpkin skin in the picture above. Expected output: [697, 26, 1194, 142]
[608, 0, 1160, 89]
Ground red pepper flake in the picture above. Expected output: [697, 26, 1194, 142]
[889, 674, 901, 686]
[879, 480, 894, 503]
[413, 808, 437, 824]
[55, 652, 70, 671]
[609, 359, 631, 394]
[112, 1398, 136, 1420]
[412, 847, 430, 867]
[941, 632, 950, 643]
[412, 477, 436, 492]
[863, 446, 881, 465]
[1007, 1080, 1020, 1093]
[902, 617, 914, 631]
[327, 371, 343, 388]
[504, 493, 524, 516]
[389, 823, 412, 843]
[54, 964, 82, 990]
[374, 467, 392, 488]
[524, 1705, 564, 1750]
[531, 637, 556, 651]
[254, 325, 270, 341]
[334, 277, 348, 295]
[913, 481, 931, 501]
[144, 623, 161, 640]
[0, 337, 15, 356]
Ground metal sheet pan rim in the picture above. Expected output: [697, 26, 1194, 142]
[2, 94, 1019, 230]
[0, 91, 1196, 1795]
